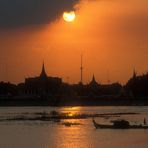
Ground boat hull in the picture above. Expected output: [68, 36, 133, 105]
[93, 119, 148, 129]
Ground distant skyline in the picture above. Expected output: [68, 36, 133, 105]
[0, 0, 148, 84]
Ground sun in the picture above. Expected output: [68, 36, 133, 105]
[63, 11, 76, 22]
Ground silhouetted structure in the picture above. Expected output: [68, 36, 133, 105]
[2, 62, 148, 106]
[72, 74, 122, 97]
[80, 54, 84, 84]
[25, 62, 62, 97]
[86, 75, 100, 96]
[89, 74, 99, 87]
[125, 70, 148, 98]
[0, 82, 18, 98]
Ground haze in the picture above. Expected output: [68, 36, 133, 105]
[0, 0, 148, 84]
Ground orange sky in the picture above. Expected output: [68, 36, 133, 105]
[0, 0, 148, 84]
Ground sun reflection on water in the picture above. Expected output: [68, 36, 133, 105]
[62, 106, 82, 115]
[46, 125, 91, 148]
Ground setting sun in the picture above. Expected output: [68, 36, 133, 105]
[63, 11, 76, 22]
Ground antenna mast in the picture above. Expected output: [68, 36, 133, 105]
[80, 54, 83, 84]
[107, 70, 110, 84]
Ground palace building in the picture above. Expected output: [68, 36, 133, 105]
[25, 62, 62, 96]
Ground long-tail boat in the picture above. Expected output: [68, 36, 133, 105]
[92, 118, 148, 129]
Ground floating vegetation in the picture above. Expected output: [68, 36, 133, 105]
[62, 121, 82, 127]
[0, 110, 140, 122]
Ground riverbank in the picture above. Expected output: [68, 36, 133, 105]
[0, 96, 148, 106]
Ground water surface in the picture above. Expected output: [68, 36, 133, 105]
[0, 106, 148, 148]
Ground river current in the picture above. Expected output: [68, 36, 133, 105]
[0, 106, 147, 148]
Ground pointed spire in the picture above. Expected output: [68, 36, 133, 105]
[40, 61, 47, 78]
[89, 74, 99, 86]
[133, 69, 137, 78]
[92, 74, 96, 82]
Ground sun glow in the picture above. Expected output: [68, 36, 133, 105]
[63, 11, 76, 22]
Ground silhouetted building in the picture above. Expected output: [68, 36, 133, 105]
[88, 75, 99, 88]
[133, 69, 137, 79]
[125, 70, 148, 98]
[25, 62, 62, 96]
[0, 82, 18, 98]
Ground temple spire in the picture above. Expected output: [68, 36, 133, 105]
[133, 69, 137, 79]
[89, 74, 99, 86]
[92, 74, 96, 82]
[40, 61, 47, 78]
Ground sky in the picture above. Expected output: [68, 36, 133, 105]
[0, 0, 148, 84]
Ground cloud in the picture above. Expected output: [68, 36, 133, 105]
[0, 0, 80, 28]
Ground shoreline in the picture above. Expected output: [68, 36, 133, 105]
[0, 96, 148, 107]
[0, 102, 147, 107]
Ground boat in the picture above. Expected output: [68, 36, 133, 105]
[92, 118, 148, 129]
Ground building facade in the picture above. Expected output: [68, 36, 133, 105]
[25, 63, 62, 96]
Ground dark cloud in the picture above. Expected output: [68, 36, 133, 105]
[0, 0, 80, 28]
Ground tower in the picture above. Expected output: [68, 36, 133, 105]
[92, 74, 96, 83]
[40, 61, 47, 79]
[133, 69, 137, 79]
[107, 70, 110, 84]
[80, 54, 83, 84]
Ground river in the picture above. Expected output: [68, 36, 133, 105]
[0, 106, 147, 148]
